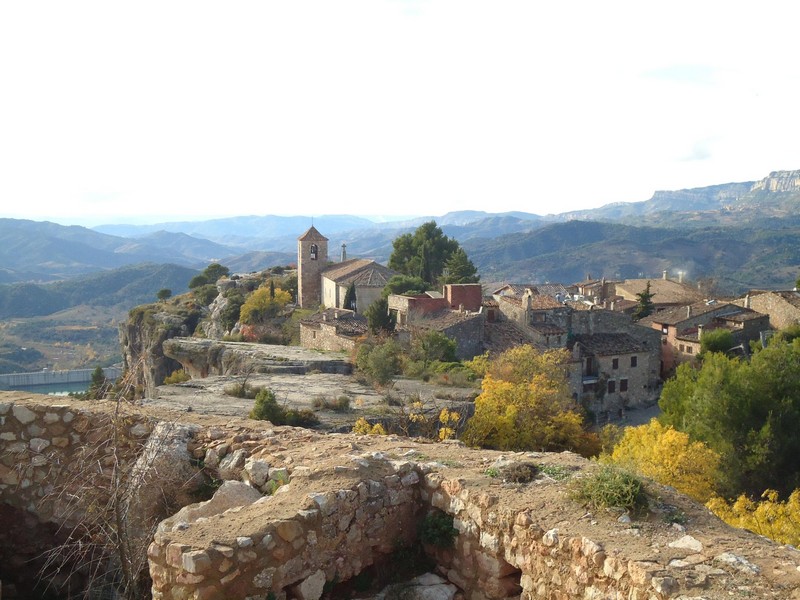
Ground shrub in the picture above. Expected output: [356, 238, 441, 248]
[352, 417, 387, 435]
[501, 462, 539, 483]
[419, 511, 458, 548]
[225, 382, 264, 399]
[312, 395, 351, 411]
[572, 466, 648, 515]
[163, 369, 190, 385]
[249, 388, 319, 427]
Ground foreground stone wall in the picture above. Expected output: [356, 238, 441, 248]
[3, 393, 800, 600]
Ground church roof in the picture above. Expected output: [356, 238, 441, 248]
[298, 226, 329, 242]
[322, 258, 395, 287]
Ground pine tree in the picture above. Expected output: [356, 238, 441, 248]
[633, 281, 655, 320]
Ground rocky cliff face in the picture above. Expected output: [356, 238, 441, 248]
[119, 303, 203, 397]
[750, 169, 800, 193]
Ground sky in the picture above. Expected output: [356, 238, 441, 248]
[2, 1, 800, 226]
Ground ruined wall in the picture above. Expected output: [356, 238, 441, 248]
[4, 394, 800, 600]
[299, 322, 357, 353]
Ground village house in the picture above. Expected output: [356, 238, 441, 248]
[567, 332, 653, 422]
[638, 301, 770, 377]
[297, 226, 395, 311]
[388, 284, 484, 360]
[299, 308, 368, 352]
[489, 285, 662, 415]
[731, 290, 800, 331]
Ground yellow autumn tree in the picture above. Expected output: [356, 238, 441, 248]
[239, 286, 292, 325]
[605, 418, 720, 502]
[707, 489, 800, 546]
[462, 346, 599, 456]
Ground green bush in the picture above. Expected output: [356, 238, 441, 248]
[571, 466, 648, 515]
[249, 388, 319, 428]
[311, 395, 351, 411]
[419, 510, 458, 548]
[163, 369, 190, 385]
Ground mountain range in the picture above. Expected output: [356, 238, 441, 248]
[2, 169, 800, 295]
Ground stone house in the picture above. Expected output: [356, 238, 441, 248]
[297, 226, 395, 311]
[388, 284, 485, 360]
[299, 308, 368, 352]
[638, 301, 769, 377]
[732, 290, 800, 331]
[491, 287, 661, 410]
[567, 332, 654, 421]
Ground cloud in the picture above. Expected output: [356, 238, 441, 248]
[642, 64, 717, 86]
[680, 139, 715, 162]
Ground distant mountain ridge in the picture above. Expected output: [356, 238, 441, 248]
[0, 168, 798, 292]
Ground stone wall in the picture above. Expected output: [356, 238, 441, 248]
[4, 393, 800, 600]
[299, 322, 357, 353]
[732, 292, 800, 331]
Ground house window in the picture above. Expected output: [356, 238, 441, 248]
[686, 346, 693, 354]
[630, 355, 638, 368]
[608, 380, 616, 394]
[612, 358, 619, 370]
[662, 326, 668, 334]
[679, 344, 685, 352]
[620, 379, 628, 392]
[310, 244, 318, 260]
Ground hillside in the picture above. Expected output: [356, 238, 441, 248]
[0, 219, 241, 282]
[464, 219, 800, 293]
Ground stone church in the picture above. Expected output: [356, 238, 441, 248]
[297, 226, 395, 312]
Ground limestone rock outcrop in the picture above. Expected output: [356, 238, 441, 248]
[119, 304, 202, 397]
[162, 338, 352, 379]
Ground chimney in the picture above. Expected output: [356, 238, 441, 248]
[687, 305, 692, 319]
[662, 270, 668, 280]
[678, 271, 684, 284]
[341, 243, 347, 262]
[322, 313, 327, 322]
[745, 294, 751, 309]
[697, 324, 704, 337]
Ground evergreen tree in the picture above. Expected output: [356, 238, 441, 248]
[343, 282, 357, 311]
[388, 221, 466, 286]
[365, 297, 395, 334]
[632, 281, 655, 320]
[441, 248, 479, 284]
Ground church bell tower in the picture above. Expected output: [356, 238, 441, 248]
[297, 226, 328, 308]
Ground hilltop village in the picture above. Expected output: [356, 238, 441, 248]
[285, 224, 788, 424]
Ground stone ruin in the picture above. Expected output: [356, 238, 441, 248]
[2, 392, 800, 600]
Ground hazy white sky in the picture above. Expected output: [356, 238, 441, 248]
[2, 1, 799, 226]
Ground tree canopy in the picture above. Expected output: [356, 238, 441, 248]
[659, 335, 800, 497]
[388, 221, 477, 286]
[462, 346, 599, 456]
[239, 286, 292, 325]
[604, 418, 720, 502]
[364, 297, 395, 334]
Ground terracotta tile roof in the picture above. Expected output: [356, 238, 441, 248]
[322, 259, 395, 287]
[528, 295, 565, 310]
[483, 320, 535, 354]
[614, 279, 704, 305]
[493, 283, 570, 298]
[530, 323, 567, 335]
[301, 308, 368, 338]
[482, 297, 499, 308]
[569, 333, 647, 355]
[499, 296, 523, 307]
[639, 301, 738, 327]
[297, 226, 329, 242]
